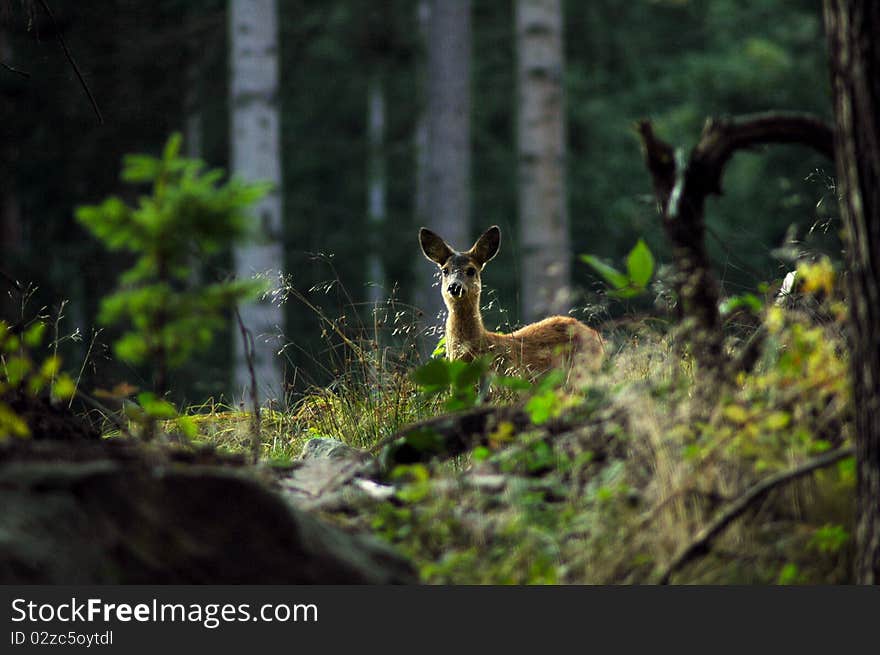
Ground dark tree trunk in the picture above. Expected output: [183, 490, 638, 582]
[638, 114, 833, 380]
[823, 0, 880, 584]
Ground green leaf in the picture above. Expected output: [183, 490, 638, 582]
[719, 293, 763, 315]
[121, 155, 161, 183]
[23, 322, 46, 348]
[4, 356, 31, 386]
[525, 390, 561, 425]
[453, 357, 489, 389]
[472, 446, 491, 462]
[136, 392, 178, 419]
[0, 402, 30, 439]
[626, 239, 655, 288]
[764, 411, 791, 430]
[175, 415, 198, 439]
[51, 374, 76, 401]
[411, 358, 452, 389]
[580, 254, 629, 290]
[809, 523, 849, 554]
[492, 374, 531, 391]
[777, 562, 801, 585]
[162, 132, 183, 163]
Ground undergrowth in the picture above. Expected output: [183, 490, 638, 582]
[90, 258, 854, 584]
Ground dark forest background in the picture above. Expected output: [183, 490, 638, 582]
[1, 0, 836, 401]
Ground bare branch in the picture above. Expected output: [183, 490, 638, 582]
[637, 112, 834, 378]
[37, 0, 103, 124]
[655, 445, 854, 584]
[691, 112, 835, 195]
[1, 60, 29, 77]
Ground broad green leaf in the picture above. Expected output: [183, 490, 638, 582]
[626, 239, 655, 288]
[410, 358, 452, 389]
[580, 254, 629, 290]
[454, 357, 489, 388]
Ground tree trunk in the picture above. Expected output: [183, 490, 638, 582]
[0, 26, 23, 324]
[823, 0, 880, 584]
[516, 0, 569, 321]
[419, 0, 471, 331]
[229, 0, 285, 401]
[366, 70, 386, 307]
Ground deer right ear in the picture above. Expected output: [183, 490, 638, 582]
[419, 228, 454, 265]
[469, 225, 501, 266]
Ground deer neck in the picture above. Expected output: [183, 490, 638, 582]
[445, 296, 488, 358]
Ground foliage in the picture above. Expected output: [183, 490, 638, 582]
[581, 239, 656, 299]
[76, 133, 269, 389]
[410, 356, 492, 412]
[309, 279, 854, 584]
[0, 320, 76, 440]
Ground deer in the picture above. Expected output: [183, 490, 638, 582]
[419, 225, 604, 381]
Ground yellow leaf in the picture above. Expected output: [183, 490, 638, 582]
[723, 404, 749, 424]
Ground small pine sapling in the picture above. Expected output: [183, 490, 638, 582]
[76, 133, 270, 439]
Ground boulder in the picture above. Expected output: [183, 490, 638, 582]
[0, 442, 416, 584]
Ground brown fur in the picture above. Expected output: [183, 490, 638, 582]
[420, 225, 604, 380]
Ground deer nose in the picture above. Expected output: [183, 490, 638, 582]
[447, 282, 463, 297]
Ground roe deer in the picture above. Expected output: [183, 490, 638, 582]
[419, 225, 604, 380]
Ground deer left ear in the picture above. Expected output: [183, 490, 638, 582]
[469, 226, 501, 267]
[419, 228, 454, 265]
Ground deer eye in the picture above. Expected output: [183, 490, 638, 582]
[466, 267, 477, 277]
[441, 267, 450, 276]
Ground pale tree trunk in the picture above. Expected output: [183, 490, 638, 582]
[419, 0, 471, 332]
[366, 70, 386, 307]
[516, 0, 570, 321]
[823, 0, 880, 584]
[185, 54, 203, 161]
[229, 0, 285, 401]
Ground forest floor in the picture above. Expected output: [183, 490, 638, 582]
[172, 294, 855, 584]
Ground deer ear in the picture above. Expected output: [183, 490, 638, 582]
[469, 226, 501, 266]
[419, 228, 454, 265]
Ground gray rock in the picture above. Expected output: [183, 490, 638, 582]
[0, 446, 416, 584]
[300, 437, 373, 463]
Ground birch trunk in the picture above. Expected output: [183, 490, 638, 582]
[516, 0, 570, 321]
[366, 71, 386, 307]
[229, 0, 285, 400]
[419, 0, 471, 333]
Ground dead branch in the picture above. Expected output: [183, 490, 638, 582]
[637, 112, 834, 377]
[654, 445, 854, 584]
[37, 0, 102, 124]
[233, 306, 262, 465]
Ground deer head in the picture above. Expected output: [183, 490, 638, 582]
[419, 226, 501, 309]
